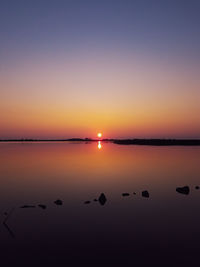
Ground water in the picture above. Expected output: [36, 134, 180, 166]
[0, 142, 200, 266]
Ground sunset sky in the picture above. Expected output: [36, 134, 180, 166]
[0, 0, 200, 139]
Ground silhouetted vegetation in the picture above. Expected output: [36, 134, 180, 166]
[113, 139, 200, 146]
[1, 138, 200, 146]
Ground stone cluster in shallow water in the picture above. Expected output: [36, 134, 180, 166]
[2, 185, 199, 238]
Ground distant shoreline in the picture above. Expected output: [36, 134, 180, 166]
[0, 138, 96, 142]
[113, 139, 200, 146]
[0, 138, 200, 146]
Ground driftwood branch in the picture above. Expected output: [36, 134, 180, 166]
[3, 208, 15, 238]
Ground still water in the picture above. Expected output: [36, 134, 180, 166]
[0, 142, 200, 266]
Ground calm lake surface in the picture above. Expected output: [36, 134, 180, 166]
[0, 142, 200, 266]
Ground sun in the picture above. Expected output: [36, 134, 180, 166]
[97, 132, 102, 138]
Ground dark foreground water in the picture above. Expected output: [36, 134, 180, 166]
[0, 142, 200, 266]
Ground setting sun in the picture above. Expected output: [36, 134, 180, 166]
[97, 133, 102, 138]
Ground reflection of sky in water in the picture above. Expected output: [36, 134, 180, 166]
[0, 142, 200, 205]
[0, 142, 200, 265]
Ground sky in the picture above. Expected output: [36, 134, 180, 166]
[0, 0, 200, 139]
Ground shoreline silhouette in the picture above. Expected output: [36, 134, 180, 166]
[0, 138, 200, 146]
[113, 139, 200, 146]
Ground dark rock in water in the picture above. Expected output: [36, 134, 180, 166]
[195, 186, 199, 190]
[84, 201, 91, 204]
[142, 190, 149, 198]
[93, 199, 98, 202]
[133, 192, 136, 195]
[98, 193, 107, 205]
[54, 199, 63, 205]
[176, 186, 190, 195]
[122, 193, 130, 197]
[20, 205, 35, 208]
[4, 212, 8, 216]
[38, 204, 46, 209]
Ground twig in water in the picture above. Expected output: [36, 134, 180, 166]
[3, 208, 15, 238]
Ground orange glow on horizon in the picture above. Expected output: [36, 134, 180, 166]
[0, 52, 200, 139]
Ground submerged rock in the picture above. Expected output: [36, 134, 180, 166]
[122, 193, 130, 197]
[38, 204, 47, 209]
[133, 192, 136, 195]
[20, 205, 35, 208]
[176, 186, 190, 195]
[142, 190, 149, 198]
[54, 199, 63, 205]
[195, 186, 199, 190]
[98, 193, 107, 206]
[84, 201, 91, 204]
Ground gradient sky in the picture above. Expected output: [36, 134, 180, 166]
[0, 0, 200, 139]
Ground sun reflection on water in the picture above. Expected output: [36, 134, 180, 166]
[98, 141, 102, 150]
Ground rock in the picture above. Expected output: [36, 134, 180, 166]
[84, 201, 91, 204]
[142, 190, 149, 198]
[176, 186, 190, 195]
[122, 193, 130, 197]
[133, 192, 136, 195]
[98, 193, 107, 206]
[54, 199, 63, 205]
[20, 205, 35, 208]
[195, 186, 199, 190]
[38, 204, 47, 209]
